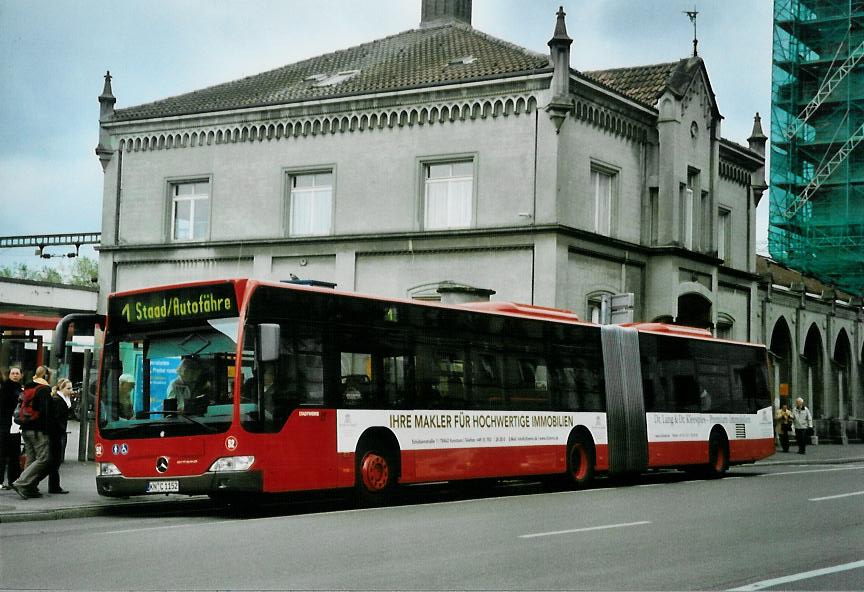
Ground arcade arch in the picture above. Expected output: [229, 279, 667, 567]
[801, 324, 825, 419]
[833, 329, 852, 419]
[769, 316, 794, 408]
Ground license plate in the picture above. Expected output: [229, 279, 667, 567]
[146, 480, 179, 493]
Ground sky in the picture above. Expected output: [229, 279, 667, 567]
[0, 0, 774, 272]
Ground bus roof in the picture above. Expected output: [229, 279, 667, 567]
[109, 279, 763, 348]
[456, 301, 582, 323]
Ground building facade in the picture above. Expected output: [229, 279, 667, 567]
[94, 1, 863, 440]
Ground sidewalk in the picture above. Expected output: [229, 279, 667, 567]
[2, 424, 863, 523]
[0, 420, 209, 523]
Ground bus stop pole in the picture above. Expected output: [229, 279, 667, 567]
[78, 348, 91, 462]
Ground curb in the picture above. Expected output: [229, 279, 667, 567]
[753, 456, 864, 467]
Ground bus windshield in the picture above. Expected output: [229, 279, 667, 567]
[99, 317, 250, 438]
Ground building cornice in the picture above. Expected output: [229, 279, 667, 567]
[103, 71, 553, 130]
[102, 225, 755, 282]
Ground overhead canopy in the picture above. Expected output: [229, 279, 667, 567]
[0, 312, 61, 331]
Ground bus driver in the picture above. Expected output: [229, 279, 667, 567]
[166, 358, 210, 413]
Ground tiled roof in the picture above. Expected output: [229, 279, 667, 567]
[583, 57, 708, 110]
[113, 24, 551, 121]
[582, 62, 679, 108]
[756, 255, 855, 301]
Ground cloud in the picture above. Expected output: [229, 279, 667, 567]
[0, 155, 101, 235]
[0, 0, 774, 268]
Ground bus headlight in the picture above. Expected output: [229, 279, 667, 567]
[98, 463, 122, 476]
[208, 456, 255, 472]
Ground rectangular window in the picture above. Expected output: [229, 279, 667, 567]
[680, 186, 693, 249]
[289, 171, 333, 236]
[424, 161, 473, 230]
[718, 209, 731, 261]
[681, 169, 699, 250]
[592, 169, 613, 236]
[649, 188, 659, 245]
[700, 191, 711, 252]
[171, 181, 210, 241]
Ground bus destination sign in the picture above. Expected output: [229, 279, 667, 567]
[109, 283, 238, 330]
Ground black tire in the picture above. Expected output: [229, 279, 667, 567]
[706, 430, 729, 478]
[355, 440, 398, 507]
[566, 433, 596, 488]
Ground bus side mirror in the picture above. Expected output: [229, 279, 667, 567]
[258, 324, 281, 362]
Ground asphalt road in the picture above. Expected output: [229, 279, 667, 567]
[3, 463, 863, 591]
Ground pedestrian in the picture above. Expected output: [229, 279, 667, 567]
[792, 397, 813, 455]
[776, 403, 794, 452]
[11, 366, 53, 499]
[0, 366, 25, 488]
[47, 378, 73, 494]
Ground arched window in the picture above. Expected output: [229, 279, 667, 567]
[716, 313, 734, 340]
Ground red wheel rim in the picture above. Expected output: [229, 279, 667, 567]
[570, 445, 588, 481]
[714, 445, 726, 472]
[361, 452, 390, 492]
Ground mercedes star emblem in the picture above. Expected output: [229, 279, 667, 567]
[156, 456, 169, 473]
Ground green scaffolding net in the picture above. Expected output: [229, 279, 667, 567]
[770, 0, 864, 294]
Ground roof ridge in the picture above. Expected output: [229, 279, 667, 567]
[114, 26, 434, 115]
[583, 60, 680, 75]
[453, 22, 549, 63]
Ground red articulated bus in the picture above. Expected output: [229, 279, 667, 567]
[95, 279, 775, 505]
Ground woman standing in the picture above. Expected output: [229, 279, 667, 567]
[776, 403, 794, 452]
[47, 378, 73, 494]
[0, 366, 24, 488]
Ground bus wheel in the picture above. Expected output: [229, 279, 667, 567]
[356, 442, 397, 506]
[567, 434, 595, 488]
[707, 430, 729, 477]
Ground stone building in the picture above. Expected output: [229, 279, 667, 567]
[94, 1, 862, 440]
[757, 255, 864, 443]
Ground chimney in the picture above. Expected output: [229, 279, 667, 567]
[420, 0, 472, 28]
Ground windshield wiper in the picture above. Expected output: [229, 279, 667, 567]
[138, 411, 217, 433]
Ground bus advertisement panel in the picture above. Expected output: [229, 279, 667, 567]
[94, 279, 774, 504]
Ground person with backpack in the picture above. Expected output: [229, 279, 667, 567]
[11, 366, 52, 500]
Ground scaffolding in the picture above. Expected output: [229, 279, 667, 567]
[770, 0, 864, 294]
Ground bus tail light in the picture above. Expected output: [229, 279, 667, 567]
[98, 462, 122, 476]
[208, 456, 255, 472]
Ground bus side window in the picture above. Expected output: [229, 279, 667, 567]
[552, 351, 605, 412]
[415, 343, 467, 410]
[471, 350, 504, 409]
[672, 374, 700, 412]
[505, 355, 550, 410]
[340, 352, 373, 407]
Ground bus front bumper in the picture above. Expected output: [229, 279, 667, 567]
[96, 470, 263, 497]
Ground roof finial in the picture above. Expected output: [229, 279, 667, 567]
[551, 6, 572, 44]
[749, 112, 768, 155]
[684, 7, 699, 57]
[546, 6, 573, 133]
[100, 70, 115, 101]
